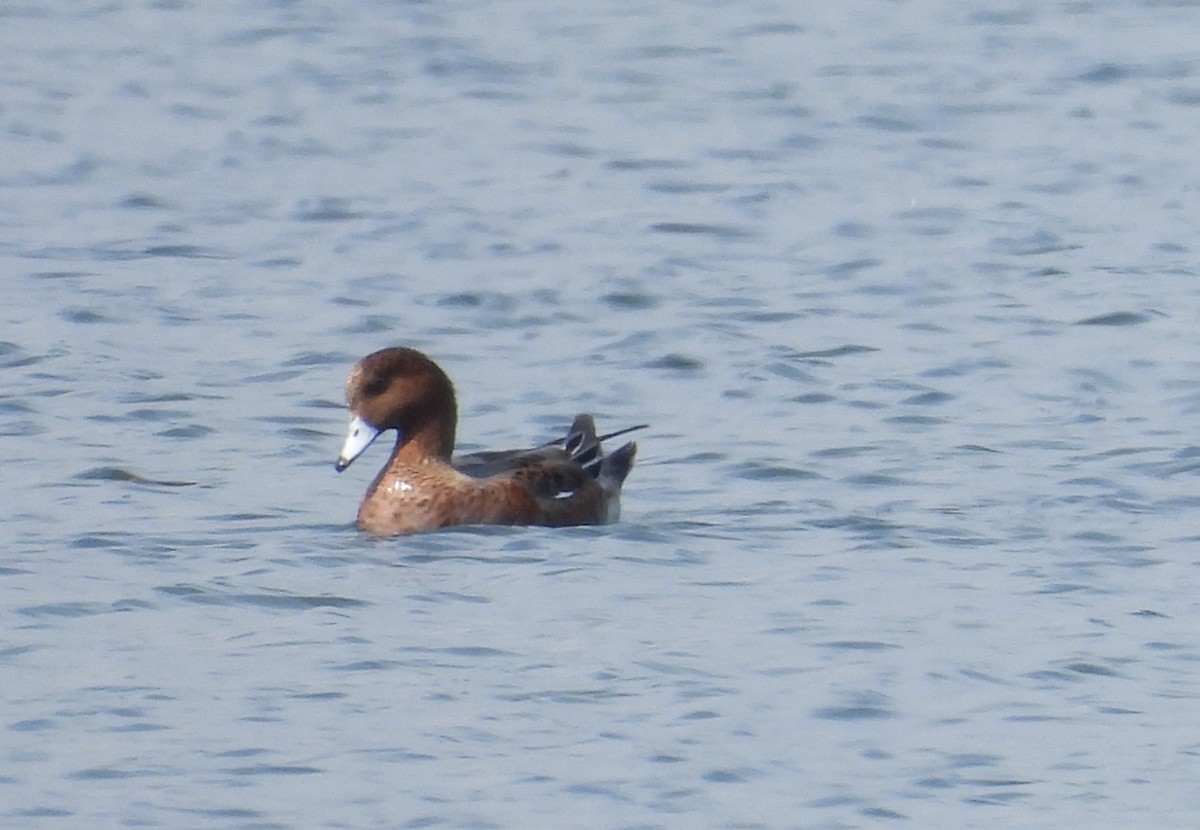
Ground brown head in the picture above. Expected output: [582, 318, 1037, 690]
[335, 347, 458, 471]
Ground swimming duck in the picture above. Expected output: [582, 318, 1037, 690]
[335, 347, 642, 535]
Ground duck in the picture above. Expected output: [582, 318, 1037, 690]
[334, 347, 643, 535]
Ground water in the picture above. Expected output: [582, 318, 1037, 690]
[4, 0, 1200, 827]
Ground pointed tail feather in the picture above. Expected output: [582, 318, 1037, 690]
[597, 423, 649, 443]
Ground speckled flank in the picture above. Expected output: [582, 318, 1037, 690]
[338, 347, 639, 536]
[356, 459, 537, 534]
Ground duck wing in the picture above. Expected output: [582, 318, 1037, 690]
[452, 415, 646, 481]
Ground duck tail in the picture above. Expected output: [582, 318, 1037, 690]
[559, 415, 647, 479]
[598, 441, 637, 492]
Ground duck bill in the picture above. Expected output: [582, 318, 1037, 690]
[335, 415, 381, 472]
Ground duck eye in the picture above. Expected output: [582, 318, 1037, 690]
[363, 376, 388, 397]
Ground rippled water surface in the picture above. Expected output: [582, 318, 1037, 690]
[6, 1, 1200, 827]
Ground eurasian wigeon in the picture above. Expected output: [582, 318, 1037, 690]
[335, 347, 643, 535]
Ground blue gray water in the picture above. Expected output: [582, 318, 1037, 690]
[5, 1, 1200, 827]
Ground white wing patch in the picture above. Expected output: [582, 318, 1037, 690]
[553, 489, 575, 500]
